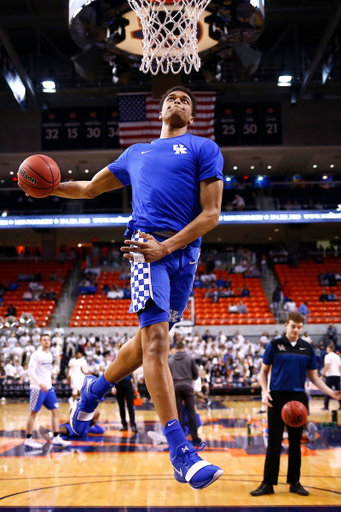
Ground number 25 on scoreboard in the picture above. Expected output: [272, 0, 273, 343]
[222, 124, 236, 135]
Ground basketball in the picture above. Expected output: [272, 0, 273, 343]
[17, 154, 61, 198]
[281, 401, 308, 428]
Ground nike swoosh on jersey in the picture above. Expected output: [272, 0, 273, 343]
[299, 347, 306, 350]
[189, 261, 197, 265]
[141, 150, 152, 154]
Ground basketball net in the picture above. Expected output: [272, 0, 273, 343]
[127, 0, 211, 74]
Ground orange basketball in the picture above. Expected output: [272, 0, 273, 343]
[281, 400, 308, 428]
[17, 154, 61, 198]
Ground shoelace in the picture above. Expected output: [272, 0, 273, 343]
[195, 442, 206, 452]
[180, 441, 207, 466]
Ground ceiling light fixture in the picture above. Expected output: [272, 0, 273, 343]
[41, 80, 56, 93]
[278, 75, 292, 87]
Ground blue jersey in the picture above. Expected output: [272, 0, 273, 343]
[108, 133, 224, 247]
[263, 336, 317, 392]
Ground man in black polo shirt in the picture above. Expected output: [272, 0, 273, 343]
[251, 311, 341, 497]
[168, 340, 201, 446]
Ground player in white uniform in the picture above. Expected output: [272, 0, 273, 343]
[322, 343, 341, 410]
[24, 333, 71, 449]
[67, 351, 89, 408]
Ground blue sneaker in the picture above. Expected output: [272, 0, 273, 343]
[70, 376, 104, 436]
[171, 441, 223, 490]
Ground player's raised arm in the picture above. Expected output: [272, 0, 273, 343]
[122, 177, 223, 262]
[163, 176, 223, 253]
[53, 166, 124, 199]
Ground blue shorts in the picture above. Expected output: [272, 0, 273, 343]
[29, 388, 60, 413]
[129, 232, 199, 329]
[61, 422, 105, 438]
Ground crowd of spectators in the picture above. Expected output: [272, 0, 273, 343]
[221, 189, 340, 213]
[1, 322, 337, 399]
[79, 267, 100, 294]
[78, 267, 132, 298]
[0, 270, 64, 307]
[282, 199, 325, 210]
[0, 324, 124, 392]
[318, 269, 341, 288]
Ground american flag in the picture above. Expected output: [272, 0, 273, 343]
[118, 92, 216, 148]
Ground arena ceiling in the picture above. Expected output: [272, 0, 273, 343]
[0, 0, 341, 109]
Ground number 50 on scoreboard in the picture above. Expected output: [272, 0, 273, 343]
[217, 103, 282, 146]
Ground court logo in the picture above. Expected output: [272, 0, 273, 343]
[173, 144, 187, 154]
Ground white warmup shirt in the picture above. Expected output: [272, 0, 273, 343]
[68, 356, 88, 390]
[28, 348, 53, 390]
[324, 352, 341, 377]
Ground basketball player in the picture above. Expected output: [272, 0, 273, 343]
[251, 311, 341, 497]
[321, 343, 341, 410]
[39, 411, 105, 441]
[24, 333, 71, 449]
[51, 86, 224, 489]
[67, 351, 89, 409]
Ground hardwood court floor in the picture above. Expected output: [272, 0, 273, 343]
[0, 397, 340, 509]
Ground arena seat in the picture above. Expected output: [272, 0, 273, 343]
[69, 268, 275, 326]
[275, 258, 341, 323]
[0, 260, 72, 327]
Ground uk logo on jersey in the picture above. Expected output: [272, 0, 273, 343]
[173, 144, 187, 154]
[169, 309, 181, 323]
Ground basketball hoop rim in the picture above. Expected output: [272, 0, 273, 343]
[148, 0, 178, 4]
[127, 0, 211, 74]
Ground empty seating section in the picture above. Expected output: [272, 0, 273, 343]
[71, 270, 132, 327]
[0, 261, 71, 327]
[276, 259, 341, 323]
[195, 271, 275, 325]
[70, 270, 275, 327]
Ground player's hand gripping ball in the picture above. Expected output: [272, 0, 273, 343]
[281, 400, 308, 428]
[17, 154, 61, 198]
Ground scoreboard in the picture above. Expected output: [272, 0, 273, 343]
[216, 103, 282, 146]
[42, 108, 120, 151]
[42, 102, 282, 150]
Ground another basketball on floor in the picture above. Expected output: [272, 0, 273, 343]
[17, 154, 61, 198]
[281, 400, 308, 428]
